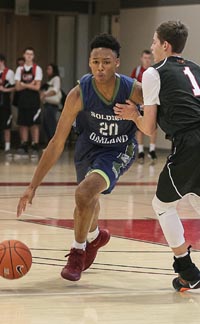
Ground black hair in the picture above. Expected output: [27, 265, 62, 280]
[90, 33, 121, 58]
[156, 21, 188, 53]
[141, 49, 151, 55]
[17, 56, 25, 62]
[0, 54, 6, 63]
[47, 63, 60, 78]
[23, 46, 35, 54]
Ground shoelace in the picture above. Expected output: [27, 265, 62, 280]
[64, 249, 84, 270]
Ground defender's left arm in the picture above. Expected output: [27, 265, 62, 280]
[114, 69, 159, 136]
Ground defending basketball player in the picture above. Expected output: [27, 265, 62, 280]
[17, 34, 143, 281]
[114, 21, 200, 292]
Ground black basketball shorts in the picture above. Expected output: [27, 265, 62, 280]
[0, 106, 12, 130]
[17, 107, 41, 126]
[156, 127, 200, 202]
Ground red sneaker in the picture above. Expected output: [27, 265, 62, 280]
[61, 248, 86, 281]
[84, 229, 110, 271]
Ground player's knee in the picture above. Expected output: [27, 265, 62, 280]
[75, 184, 97, 209]
[75, 186, 88, 207]
[152, 195, 178, 217]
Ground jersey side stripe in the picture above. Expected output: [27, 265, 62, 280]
[167, 146, 183, 199]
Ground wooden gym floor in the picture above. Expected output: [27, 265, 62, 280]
[0, 148, 200, 324]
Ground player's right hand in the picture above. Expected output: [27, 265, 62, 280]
[17, 186, 36, 218]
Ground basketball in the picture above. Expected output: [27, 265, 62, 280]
[0, 240, 32, 280]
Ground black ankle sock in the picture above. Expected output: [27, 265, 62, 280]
[173, 252, 200, 281]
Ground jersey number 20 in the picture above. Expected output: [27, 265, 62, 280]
[99, 122, 118, 136]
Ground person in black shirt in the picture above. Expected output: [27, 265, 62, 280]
[114, 21, 200, 292]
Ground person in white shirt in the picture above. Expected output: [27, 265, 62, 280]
[40, 63, 61, 142]
[15, 47, 43, 158]
[0, 54, 15, 155]
[114, 21, 200, 292]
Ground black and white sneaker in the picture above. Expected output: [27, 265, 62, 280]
[173, 274, 200, 292]
[148, 150, 157, 163]
[5, 149, 12, 159]
[138, 152, 145, 164]
[14, 142, 29, 160]
[30, 143, 39, 160]
[173, 246, 200, 292]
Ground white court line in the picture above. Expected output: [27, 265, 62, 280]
[0, 209, 52, 219]
[0, 289, 174, 298]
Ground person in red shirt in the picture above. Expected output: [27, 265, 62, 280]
[131, 49, 157, 164]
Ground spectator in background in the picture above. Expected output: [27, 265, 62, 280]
[40, 63, 61, 143]
[131, 49, 158, 164]
[17, 57, 25, 67]
[0, 54, 15, 156]
[12, 57, 25, 108]
[15, 47, 43, 159]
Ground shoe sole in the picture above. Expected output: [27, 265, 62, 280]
[172, 277, 200, 292]
[61, 271, 81, 281]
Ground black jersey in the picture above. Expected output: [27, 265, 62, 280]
[18, 65, 40, 110]
[154, 56, 200, 138]
[0, 68, 13, 108]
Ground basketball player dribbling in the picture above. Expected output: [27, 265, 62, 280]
[114, 21, 200, 292]
[17, 34, 143, 281]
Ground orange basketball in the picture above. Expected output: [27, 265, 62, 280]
[0, 240, 32, 280]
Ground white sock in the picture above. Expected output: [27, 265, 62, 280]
[149, 143, 155, 152]
[72, 240, 86, 250]
[175, 252, 188, 258]
[87, 227, 100, 243]
[5, 142, 10, 151]
[138, 145, 144, 153]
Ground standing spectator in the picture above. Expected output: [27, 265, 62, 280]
[12, 57, 25, 108]
[15, 47, 43, 158]
[0, 54, 15, 156]
[131, 50, 157, 164]
[16, 57, 25, 67]
[40, 64, 61, 143]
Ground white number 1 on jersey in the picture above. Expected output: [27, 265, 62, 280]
[183, 66, 200, 96]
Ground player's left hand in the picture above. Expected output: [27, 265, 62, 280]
[114, 100, 140, 121]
